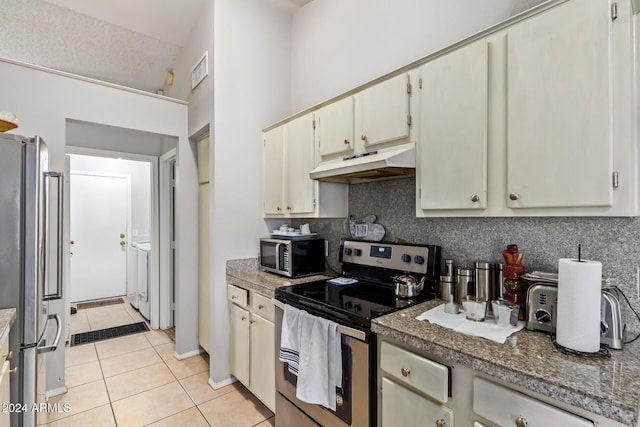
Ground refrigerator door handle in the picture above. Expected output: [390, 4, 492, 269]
[43, 171, 64, 300]
[37, 314, 62, 353]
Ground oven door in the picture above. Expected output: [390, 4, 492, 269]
[259, 239, 291, 276]
[274, 302, 372, 427]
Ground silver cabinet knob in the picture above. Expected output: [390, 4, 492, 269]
[515, 416, 528, 427]
[344, 139, 350, 145]
[436, 419, 446, 427]
[401, 367, 411, 377]
[231, 295, 237, 300]
[509, 192, 520, 201]
[258, 304, 265, 309]
[361, 134, 367, 141]
[471, 194, 480, 203]
[287, 206, 292, 210]
[241, 316, 247, 321]
[276, 206, 281, 211]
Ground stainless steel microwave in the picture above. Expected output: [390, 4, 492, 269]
[259, 237, 325, 278]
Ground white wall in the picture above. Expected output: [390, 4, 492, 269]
[209, 0, 292, 386]
[291, 0, 548, 111]
[166, 0, 292, 386]
[0, 58, 195, 391]
[69, 155, 152, 241]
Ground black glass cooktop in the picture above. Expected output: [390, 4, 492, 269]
[274, 279, 436, 329]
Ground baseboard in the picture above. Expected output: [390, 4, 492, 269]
[209, 376, 236, 390]
[46, 386, 68, 398]
[173, 348, 203, 360]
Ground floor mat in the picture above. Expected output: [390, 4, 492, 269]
[70, 322, 149, 346]
[75, 298, 124, 310]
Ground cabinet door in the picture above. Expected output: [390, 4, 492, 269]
[356, 73, 411, 148]
[263, 127, 285, 215]
[381, 377, 453, 427]
[285, 114, 316, 215]
[317, 96, 355, 159]
[198, 183, 210, 353]
[0, 361, 9, 427]
[229, 304, 250, 386]
[419, 39, 488, 210]
[250, 313, 275, 412]
[506, 0, 613, 209]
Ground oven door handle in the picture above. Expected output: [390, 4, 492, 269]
[273, 298, 367, 342]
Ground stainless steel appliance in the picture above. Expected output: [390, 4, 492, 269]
[274, 239, 441, 426]
[0, 134, 64, 426]
[259, 237, 325, 278]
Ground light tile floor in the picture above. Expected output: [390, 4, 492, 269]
[41, 300, 274, 426]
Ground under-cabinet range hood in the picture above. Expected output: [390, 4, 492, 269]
[309, 143, 415, 183]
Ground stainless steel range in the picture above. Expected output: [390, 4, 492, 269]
[274, 239, 441, 427]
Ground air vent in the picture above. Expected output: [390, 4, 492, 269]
[192, 51, 208, 90]
[538, 293, 548, 305]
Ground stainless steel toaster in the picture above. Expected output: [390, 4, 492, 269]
[526, 283, 557, 333]
[526, 282, 626, 350]
[601, 287, 625, 350]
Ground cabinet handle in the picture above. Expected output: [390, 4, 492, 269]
[258, 304, 265, 309]
[361, 134, 367, 142]
[231, 295, 237, 300]
[276, 206, 281, 211]
[401, 367, 411, 377]
[9, 367, 18, 375]
[515, 416, 528, 427]
[250, 320, 256, 324]
[509, 192, 520, 201]
[287, 206, 292, 210]
[241, 316, 247, 321]
[470, 194, 480, 203]
[436, 419, 446, 427]
[344, 139, 350, 145]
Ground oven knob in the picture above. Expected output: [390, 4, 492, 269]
[401, 254, 411, 263]
[345, 248, 353, 256]
[354, 249, 362, 256]
[344, 301, 353, 309]
[534, 308, 551, 324]
[353, 304, 362, 312]
[414, 255, 425, 265]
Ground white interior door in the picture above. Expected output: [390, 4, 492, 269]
[70, 172, 129, 302]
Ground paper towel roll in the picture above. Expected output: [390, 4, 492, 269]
[556, 258, 602, 353]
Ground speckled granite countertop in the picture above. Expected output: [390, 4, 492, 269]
[372, 299, 640, 426]
[226, 258, 330, 298]
[0, 308, 16, 342]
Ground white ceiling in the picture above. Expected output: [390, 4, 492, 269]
[0, 0, 311, 93]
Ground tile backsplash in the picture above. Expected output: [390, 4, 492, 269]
[293, 177, 640, 332]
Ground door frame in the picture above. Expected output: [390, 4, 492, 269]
[69, 170, 131, 302]
[65, 147, 161, 329]
[159, 148, 176, 329]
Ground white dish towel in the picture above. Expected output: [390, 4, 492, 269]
[278, 304, 342, 411]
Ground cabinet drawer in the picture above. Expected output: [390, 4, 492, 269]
[251, 292, 274, 322]
[227, 284, 248, 307]
[473, 377, 594, 427]
[380, 341, 450, 403]
[381, 377, 453, 427]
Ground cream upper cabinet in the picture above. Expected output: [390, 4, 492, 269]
[263, 113, 348, 219]
[418, 39, 488, 210]
[263, 126, 285, 215]
[506, 0, 614, 209]
[316, 96, 355, 161]
[355, 73, 411, 150]
[285, 113, 316, 215]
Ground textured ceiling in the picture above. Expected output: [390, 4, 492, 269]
[0, 0, 311, 94]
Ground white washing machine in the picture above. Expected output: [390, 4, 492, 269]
[127, 241, 149, 309]
[137, 242, 151, 321]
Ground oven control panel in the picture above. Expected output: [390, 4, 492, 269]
[341, 240, 432, 275]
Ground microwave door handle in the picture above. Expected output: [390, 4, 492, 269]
[275, 243, 282, 271]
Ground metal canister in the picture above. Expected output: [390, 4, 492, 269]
[474, 262, 494, 303]
[455, 268, 474, 305]
[445, 259, 454, 277]
[439, 275, 455, 302]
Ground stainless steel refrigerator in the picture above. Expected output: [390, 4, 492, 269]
[0, 133, 64, 427]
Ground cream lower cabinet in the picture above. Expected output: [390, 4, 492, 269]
[1, 329, 11, 427]
[228, 284, 275, 412]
